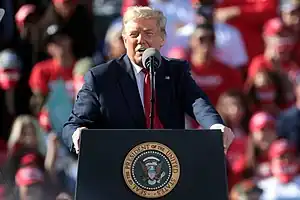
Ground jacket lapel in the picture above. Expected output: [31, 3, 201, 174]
[155, 57, 172, 127]
[117, 55, 146, 128]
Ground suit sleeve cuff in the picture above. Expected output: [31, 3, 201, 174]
[210, 124, 225, 132]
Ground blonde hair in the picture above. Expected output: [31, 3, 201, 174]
[122, 6, 167, 38]
[8, 115, 46, 155]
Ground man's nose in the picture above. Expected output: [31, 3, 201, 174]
[137, 33, 146, 44]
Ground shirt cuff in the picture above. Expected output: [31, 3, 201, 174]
[210, 124, 225, 132]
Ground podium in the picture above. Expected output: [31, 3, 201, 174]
[75, 129, 228, 200]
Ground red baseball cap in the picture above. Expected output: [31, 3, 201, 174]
[249, 111, 275, 133]
[52, 0, 78, 3]
[15, 166, 44, 186]
[121, 0, 149, 16]
[263, 18, 285, 36]
[15, 4, 36, 26]
[21, 153, 38, 166]
[268, 139, 297, 159]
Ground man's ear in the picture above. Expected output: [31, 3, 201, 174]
[122, 34, 129, 50]
[160, 36, 165, 48]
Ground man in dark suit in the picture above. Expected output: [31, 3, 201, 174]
[62, 6, 235, 154]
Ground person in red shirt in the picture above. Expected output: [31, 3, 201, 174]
[215, 0, 278, 62]
[185, 24, 243, 129]
[247, 17, 298, 81]
[216, 90, 251, 137]
[29, 24, 76, 131]
[216, 90, 251, 188]
[246, 111, 277, 180]
[189, 24, 243, 106]
[245, 69, 294, 116]
[280, 0, 300, 67]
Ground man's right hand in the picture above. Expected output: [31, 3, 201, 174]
[72, 127, 87, 154]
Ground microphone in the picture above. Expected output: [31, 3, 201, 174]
[0, 9, 5, 22]
[142, 48, 162, 129]
[142, 48, 162, 71]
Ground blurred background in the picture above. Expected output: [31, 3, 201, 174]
[1, 0, 300, 199]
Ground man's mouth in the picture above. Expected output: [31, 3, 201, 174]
[136, 47, 147, 53]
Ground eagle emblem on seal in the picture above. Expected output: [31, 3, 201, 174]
[140, 156, 166, 185]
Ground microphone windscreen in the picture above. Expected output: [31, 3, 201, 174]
[142, 48, 162, 70]
[0, 9, 5, 22]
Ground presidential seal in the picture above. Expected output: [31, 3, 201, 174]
[123, 142, 180, 198]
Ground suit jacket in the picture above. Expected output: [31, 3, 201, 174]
[62, 55, 224, 151]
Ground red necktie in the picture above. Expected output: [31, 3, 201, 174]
[142, 69, 164, 129]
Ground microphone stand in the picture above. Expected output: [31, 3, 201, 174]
[149, 57, 156, 129]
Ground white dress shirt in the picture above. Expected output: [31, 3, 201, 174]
[129, 59, 224, 130]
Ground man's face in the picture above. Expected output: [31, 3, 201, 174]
[122, 18, 165, 66]
[281, 8, 300, 32]
[190, 29, 214, 59]
[47, 35, 72, 57]
[53, 0, 77, 18]
[252, 126, 276, 150]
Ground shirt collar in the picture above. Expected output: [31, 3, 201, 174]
[130, 59, 144, 75]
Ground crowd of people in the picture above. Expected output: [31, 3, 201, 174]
[0, 0, 300, 199]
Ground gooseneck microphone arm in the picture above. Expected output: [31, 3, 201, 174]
[149, 56, 155, 129]
[142, 48, 162, 130]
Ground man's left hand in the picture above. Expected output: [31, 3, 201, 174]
[210, 124, 235, 153]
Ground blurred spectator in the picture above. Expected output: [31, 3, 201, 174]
[258, 139, 300, 199]
[92, 0, 122, 45]
[175, 2, 249, 69]
[280, 0, 300, 67]
[72, 57, 94, 96]
[230, 179, 263, 200]
[103, 20, 126, 60]
[215, 0, 278, 62]
[277, 74, 300, 152]
[185, 25, 243, 129]
[7, 115, 46, 156]
[247, 18, 298, 81]
[29, 24, 75, 133]
[0, 49, 22, 92]
[15, 3, 42, 68]
[15, 155, 46, 200]
[14, 152, 59, 200]
[2, 148, 46, 198]
[15, 4, 38, 39]
[246, 111, 277, 180]
[37, 0, 95, 60]
[188, 25, 243, 106]
[3, 132, 63, 199]
[216, 90, 251, 136]
[0, 49, 23, 140]
[149, 0, 194, 56]
[216, 90, 251, 188]
[15, 3, 46, 71]
[244, 69, 291, 116]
